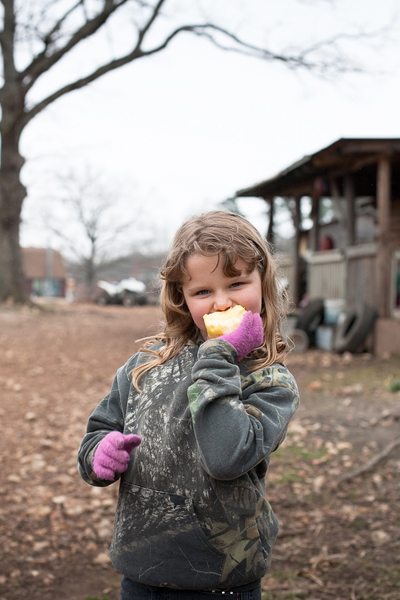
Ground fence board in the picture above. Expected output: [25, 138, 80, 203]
[346, 253, 377, 306]
[308, 251, 346, 299]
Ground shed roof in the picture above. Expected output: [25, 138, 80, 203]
[236, 138, 400, 199]
[22, 248, 66, 279]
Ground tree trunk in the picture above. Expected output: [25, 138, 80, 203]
[0, 127, 28, 303]
[0, 0, 29, 302]
[85, 256, 96, 299]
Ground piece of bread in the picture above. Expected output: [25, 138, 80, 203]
[203, 305, 247, 338]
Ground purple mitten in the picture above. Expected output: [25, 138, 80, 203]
[93, 431, 141, 481]
[219, 311, 264, 361]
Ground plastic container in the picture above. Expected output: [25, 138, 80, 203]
[324, 299, 345, 325]
[316, 325, 335, 351]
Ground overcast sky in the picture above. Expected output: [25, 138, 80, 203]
[19, 0, 400, 258]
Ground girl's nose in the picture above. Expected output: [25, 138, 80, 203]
[213, 294, 232, 312]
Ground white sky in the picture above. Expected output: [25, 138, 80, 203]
[19, 0, 400, 258]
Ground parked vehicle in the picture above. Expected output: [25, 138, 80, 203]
[96, 277, 147, 307]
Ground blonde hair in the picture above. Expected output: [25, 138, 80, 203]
[132, 210, 288, 390]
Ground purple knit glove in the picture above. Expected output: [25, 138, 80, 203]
[218, 311, 264, 361]
[93, 431, 142, 481]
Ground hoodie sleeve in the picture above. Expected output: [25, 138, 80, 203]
[77, 354, 139, 486]
[188, 339, 299, 480]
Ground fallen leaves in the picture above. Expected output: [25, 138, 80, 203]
[93, 552, 111, 565]
[1, 306, 399, 600]
[298, 568, 325, 586]
[371, 530, 391, 546]
[312, 475, 325, 493]
[309, 379, 322, 391]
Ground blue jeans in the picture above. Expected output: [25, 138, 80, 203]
[120, 578, 262, 600]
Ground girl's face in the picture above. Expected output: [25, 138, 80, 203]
[182, 253, 263, 339]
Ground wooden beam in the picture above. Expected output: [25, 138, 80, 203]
[344, 174, 356, 246]
[292, 195, 302, 306]
[277, 183, 314, 198]
[266, 197, 275, 246]
[313, 155, 355, 169]
[375, 155, 392, 318]
[329, 177, 344, 225]
[341, 141, 400, 154]
[309, 183, 321, 252]
[326, 154, 381, 180]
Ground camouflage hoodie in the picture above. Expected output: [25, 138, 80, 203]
[77, 339, 299, 591]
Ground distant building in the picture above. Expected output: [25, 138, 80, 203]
[22, 247, 66, 297]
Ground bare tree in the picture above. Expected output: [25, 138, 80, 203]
[42, 168, 138, 296]
[0, 0, 389, 302]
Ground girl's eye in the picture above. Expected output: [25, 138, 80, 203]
[196, 289, 210, 296]
[230, 282, 242, 288]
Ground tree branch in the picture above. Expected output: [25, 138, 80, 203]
[42, 0, 82, 46]
[19, 13, 389, 125]
[135, 21, 375, 75]
[293, 28, 386, 74]
[21, 46, 144, 124]
[336, 438, 400, 487]
[21, 0, 130, 87]
[43, 220, 87, 262]
[136, 0, 167, 47]
[183, 24, 371, 74]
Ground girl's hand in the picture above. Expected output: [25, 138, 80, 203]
[218, 311, 263, 361]
[93, 431, 142, 481]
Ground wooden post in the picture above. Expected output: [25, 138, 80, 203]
[266, 197, 274, 246]
[375, 155, 392, 318]
[344, 174, 356, 246]
[292, 195, 302, 306]
[309, 194, 320, 252]
[330, 177, 343, 225]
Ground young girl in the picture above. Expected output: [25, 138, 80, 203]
[78, 211, 299, 600]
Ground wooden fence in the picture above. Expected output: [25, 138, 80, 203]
[345, 244, 377, 307]
[308, 250, 346, 300]
[280, 245, 380, 306]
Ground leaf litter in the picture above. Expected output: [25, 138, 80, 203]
[0, 304, 399, 600]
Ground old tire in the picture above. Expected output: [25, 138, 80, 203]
[96, 291, 110, 306]
[296, 299, 324, 345]
[291, 328, 310, 353]
[136, 293, 148, 306]
[334, 303, 377, 354]
[123, 291, 138, 307]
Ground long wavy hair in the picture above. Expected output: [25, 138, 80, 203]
[132, 210, 288, 390]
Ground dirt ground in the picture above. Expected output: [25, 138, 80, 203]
[0, 302, 399, 600]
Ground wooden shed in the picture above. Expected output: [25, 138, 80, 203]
[22, 247, 66, 297]
[236, 138, 400, 356]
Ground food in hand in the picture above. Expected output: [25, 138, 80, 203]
[203, 305, 247, 338]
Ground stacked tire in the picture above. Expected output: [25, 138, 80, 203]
[333, 303, 377, 353]
[295, 299, 325, 346]
[290, 300, 376, 354]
